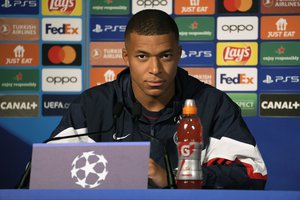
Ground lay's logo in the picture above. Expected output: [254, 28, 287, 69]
[42, 0, 82, 16]
[217, 42, 257, 66]
[223, 46, 251, 62]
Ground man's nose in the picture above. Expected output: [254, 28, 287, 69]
[149, 57, 161, 75]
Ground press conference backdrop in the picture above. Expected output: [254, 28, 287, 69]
[0, 0, 299, 190]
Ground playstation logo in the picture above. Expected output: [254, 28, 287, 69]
[262, 75, 274, 84]
[1, 0, 12, 8]
[92, 24, 103, 33]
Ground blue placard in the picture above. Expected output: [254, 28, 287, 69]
[259, 68, 300, 91]
[0, 0, 39, 15]
[179, 42, 215, 66]
[90, 16, 129, 41]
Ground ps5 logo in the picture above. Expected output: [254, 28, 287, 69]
[1, 0, 37, 8]
[181, 50, 212, 58]
[263, 75, 299, 84]
[92, 24, 126, 33]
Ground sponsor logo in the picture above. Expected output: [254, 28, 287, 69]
[216, 68, 257, 91]
[42, 44, 81, 66]
[174, 0, 215, 15]
[90, 42, 125, 66]
[217, 42, 258, 66]
[42, 68, 82, 92]
[260, 42, 300, 66]
[261, 0, 300, 14]
[261, 16, 300, 40]
[183, 67, 215, 86]
[260, 93, 300, 117]
[175, 17, 214, 41]
[42, 18, 82, 41]
[217, 16, 258, 40]
[0, 0, 39, 15]
[42, 0, 82, 16]
[179, 42, 214, 66]
[42, 94, 78, 116]
[0, 43, 39, 66]
[132, 0, 172, 14]
[0, 18, 39, 41]
[90, 0, 130, 15]
[0, 69, 39, 91]
[0, 95, 39, 117]
[90, 17, 128, 41]
[90, 67, 125, 87]
[227, 93, 257, 116]
[218, 0, 258, 13]
[260, 68, 300, 91]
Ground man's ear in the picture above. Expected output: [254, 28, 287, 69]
[122, 48, 129, 66]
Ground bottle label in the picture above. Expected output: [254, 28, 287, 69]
[177, 142, 203, 180]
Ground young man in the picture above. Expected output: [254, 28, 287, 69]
[51, 9, 267, 189]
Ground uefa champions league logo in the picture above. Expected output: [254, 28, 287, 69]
[71, 151, 108, 188]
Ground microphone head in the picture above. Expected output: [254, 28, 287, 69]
[113, 102, 124, 118]
[132, 102, 142, 120]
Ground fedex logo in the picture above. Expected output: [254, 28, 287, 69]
[42, 18, 82, 41]
[220, 73, 254, 84]
[45, 23, 78, 34]
[216, 68, 257, 91]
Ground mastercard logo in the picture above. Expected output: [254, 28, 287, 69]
[223, 0, 253, 12]
[48, 45, 76, 64]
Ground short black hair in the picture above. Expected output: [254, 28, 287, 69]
[125, 9, 179, 42]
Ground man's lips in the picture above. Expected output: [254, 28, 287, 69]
[146, 80, 164, 87]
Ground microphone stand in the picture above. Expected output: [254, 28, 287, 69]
[132, 102, 177, 189]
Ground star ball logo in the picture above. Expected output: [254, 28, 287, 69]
[42, 44, 81, 66]
[71, 151, 108, 188]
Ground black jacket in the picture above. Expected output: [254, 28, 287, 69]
[51, 67, 267, 189]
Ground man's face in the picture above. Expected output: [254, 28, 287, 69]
[122, 32, 181, 102]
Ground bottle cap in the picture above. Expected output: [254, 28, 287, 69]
[183, 99, 197, 114]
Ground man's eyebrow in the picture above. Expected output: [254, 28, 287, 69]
[135, 49, 174, 55]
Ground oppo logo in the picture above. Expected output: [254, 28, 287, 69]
[222, 24, 254, 32]
[46, 76, 77, 84]
[136, 0, 168, 7]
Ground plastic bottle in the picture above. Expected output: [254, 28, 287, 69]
[176, 99, 203, 189]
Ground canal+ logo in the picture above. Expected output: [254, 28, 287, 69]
[42, 18, 82, 41]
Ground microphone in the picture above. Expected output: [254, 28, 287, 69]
[43, 102, 123, 143]
[132, 102, 177, 189]
[17, 102, 124, 189]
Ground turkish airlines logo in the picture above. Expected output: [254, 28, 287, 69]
[217, 16, 258, 40]
[132, 0, 172, 14]
[216, 68, 257, 91]
[42, 68, 82, 92]
[42, 18, 82, 41]
[42, 44, 81, 66]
